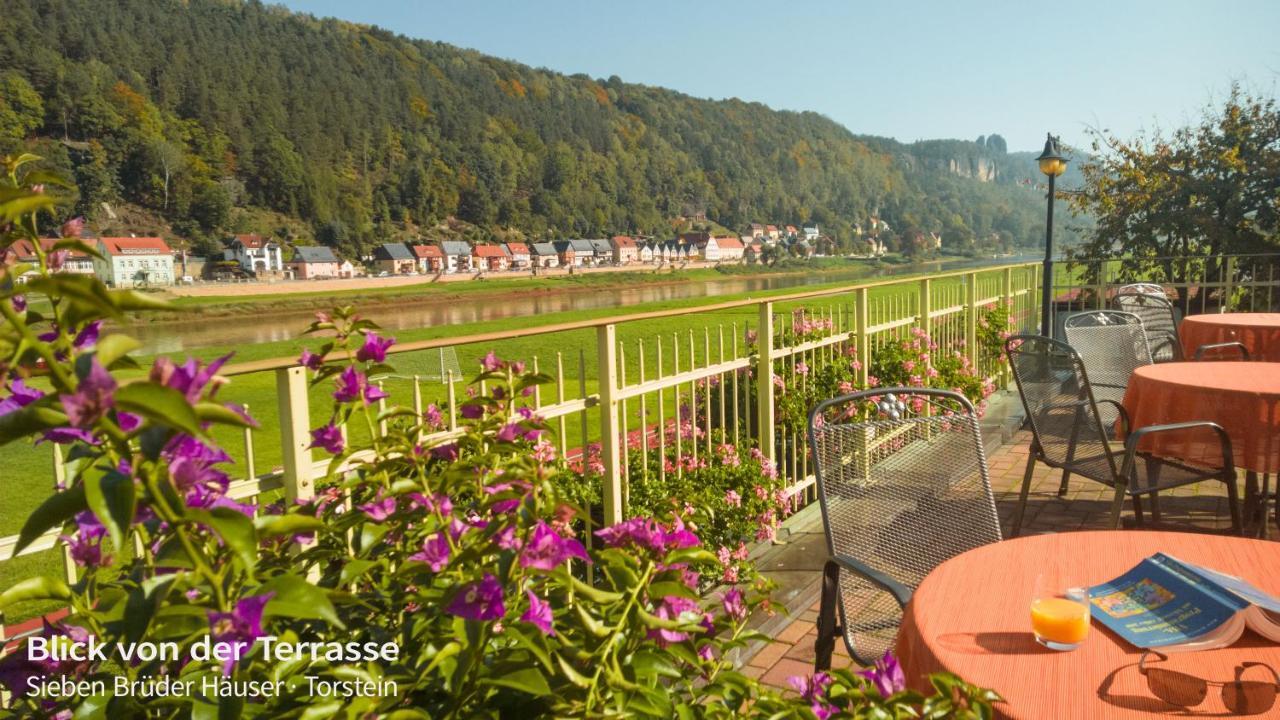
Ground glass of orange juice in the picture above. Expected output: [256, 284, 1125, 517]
[1030, 575, 1091, 651]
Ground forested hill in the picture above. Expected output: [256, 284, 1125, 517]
[0, 0, 1076, 258]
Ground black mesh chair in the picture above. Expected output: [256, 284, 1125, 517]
[1063, 310, 1150, 434]
[1005, 335, 1241, 537]
[1113, 284, 1181, 362]
[808, 388, 1001, 669]
[1194, 342, 1251, 361]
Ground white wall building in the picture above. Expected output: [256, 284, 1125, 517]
[223, 234, 284, 274]
[95, 237, 175, 288]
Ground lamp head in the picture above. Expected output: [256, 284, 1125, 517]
[1036, 133, 1068, 177]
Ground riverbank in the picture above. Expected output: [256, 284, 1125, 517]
[143, 258, 889, 322]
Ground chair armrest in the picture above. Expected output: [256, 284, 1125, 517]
[1194, 341, 1250, 361]
[826, 555, 913, 608]
[1094, 398, 1131, 436]
[1120, 421, 1235, 476]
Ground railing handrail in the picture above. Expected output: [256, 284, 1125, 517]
[220, 261, 1039, 377]
[1058, 252, 1280, 264]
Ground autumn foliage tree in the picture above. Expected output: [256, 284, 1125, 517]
[1067, 86, 1280, 310]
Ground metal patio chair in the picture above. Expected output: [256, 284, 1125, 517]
[1063, 310, 1150, 437]
[1113, 283, 1181, 362]
[808, 388, 1001, 669]
[1005, 335, 1241, 537]
[1193, 342, 1251, 361]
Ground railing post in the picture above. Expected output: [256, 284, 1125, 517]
[1223, 255, 1236, 312]
[275, 366, 314, 504]
[755, 302, 776, 465]
[918, 277, 932, 334]
[855, 287, 870, 386]
[1002, 267, 1014, 385]
[596, 324, 624, 526]
[1033, 264, 1043, 335]
[965, 271, 979, 371]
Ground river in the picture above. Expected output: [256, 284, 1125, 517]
[126, 255, 1035, 356]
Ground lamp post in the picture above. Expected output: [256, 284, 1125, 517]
[1036, 133, 1068, 337]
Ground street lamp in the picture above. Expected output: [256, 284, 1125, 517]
[1036, 133, 1067, 337]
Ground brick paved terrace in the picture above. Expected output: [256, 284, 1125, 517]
[737, 414, 1272, 689]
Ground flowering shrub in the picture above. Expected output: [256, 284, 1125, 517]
[0, 157, 997, 717]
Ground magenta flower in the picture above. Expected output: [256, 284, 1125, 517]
[60, 511, 109, 567]
[460, 403, 484, 420]
[298, 349, 322, 371]
[858, 651, 906, 697]
[60, 217, 84, 238]
[480, 351, 501, 372]
[423, 404, 443, 428]
[117, 411, 142, 433]
[359, 494, 397, 522]
[788, 672, 835, 719]
[164, 435, 233, 509]
[150, 354, 230, 402]
[409, 532, 450, 571]
[207, 593, 274, 675]
[72, 320, 101, 350]
[721, 588, 747, 621]
[519, 521, 589, 571]
[308, 423, 344, 454]
[0, 378, 44, 416]
[648, 596, 703, 645]
[431, 443, 459, 461]
[11, 294, 26, 313]
[356, 332, 395, 363]
[595, 517, 666, 553]
[333, 366, 386, 405]
[47, 249, 69, 271]
[447, 574, 505, 621]
[496, 423, 520, 442]
[521, 590, 555, 636]
[60, 358, 117, 428]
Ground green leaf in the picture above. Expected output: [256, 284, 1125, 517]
[557, 567, 624, 604]
[12, 484, 87, 556]
[337, 558, 378, 586]
[253, 514, 325, 538]
[260, 574, 345, 629]
[115, 382, 201, 435]
[0, 403, 68, 447]
[554, 653, 593, 689]
[0, 576, 71, 611]
[664, 547, 718, 566]
[193, 402, 255, 428]
[83, 470, 136, 550]
[110, 290, 171, 312]
[482, 667, 552, 697]
[95, 334, 140, 369]
[70, 691, 112, 720]
[190, 506, 257, 572]
[645, 581, 698, 600]
[631, 650, 682, 680]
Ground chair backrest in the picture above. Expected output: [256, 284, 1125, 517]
[1113, 286, 1181, 361]
[1005, 335, 1118, 477]
[807, 388, 1001, 661]
[1063, 311, 1151, 427]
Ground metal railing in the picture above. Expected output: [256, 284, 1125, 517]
[0, 262, 1042, 619]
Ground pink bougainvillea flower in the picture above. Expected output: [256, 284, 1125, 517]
[495, 423, 520, 442]
[150, 354, 230, 403]
[358, 493, 397, 522]
[207, 593, 274, 675]
[648, 595, 703, 645]
[858, 651, 906, 697]
[519, 521, 588, 571]
[60, 511, 109, 567]
[355, 331, 395, 363]
[60, 358, 117, 428]
[788, 672, 836, 719]
[447, 574, 505, 621]
[298, 348, 323, 371]
[721, 588, 747, 621]
[423, 403, 443, 428]
[409, 532, 450, 571]
[431, 443, 459, 461]
[521, 590, 555, 636]
[308, 423, 344, 454]
[0, 378, 44, 416]
[480, 351, 501, 372]
[60, 217, 84, 238]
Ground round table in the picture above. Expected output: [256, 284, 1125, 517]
[1122, 362, 1280, 475]
[1180, 313, 1280, 362]
[896, 531, 1280, 719]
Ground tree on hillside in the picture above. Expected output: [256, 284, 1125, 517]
[1067, 86, 1280, 310]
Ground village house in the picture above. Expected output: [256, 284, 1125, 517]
[373, 243, 416, 275]
[503, 242, 531, 269]
[589, 239, 613, 264]
[678, 231, 710, 247]
[338, 259, 358, 278]
[552, 241, 577, 267]
[410, 244, 445, 273]
[473, 244, 510, 271]
[290, 245, 342, 279]
[784, 225, 799, 240]
[1, 238, 95, 279]
[569, 239, 596, 266]
[223, 234, 284, 275]
[610, 235, 638, 264]
[803, 226, 821, 242]
[637, 242, 654, 263]
[715, 236, 745, 262]
[693, 235, 721, 262]
[440, 241, 472, 272]
[765, 225, 780, 242]
[530, 242, 560, 268]
[747, 223, 765, 238]
[94, 236, 175, 288]
[744, 241, 764, 264]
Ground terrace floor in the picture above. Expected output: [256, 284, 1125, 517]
[738, 396, 1274, 689]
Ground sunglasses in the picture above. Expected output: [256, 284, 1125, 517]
[1139, 651, 1280, 715]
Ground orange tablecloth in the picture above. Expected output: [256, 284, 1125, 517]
[896, 532, 1280, 720]
[1180, 312, 1280, 361]
[1121, 361, 1280, 474]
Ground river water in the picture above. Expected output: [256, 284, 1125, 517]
[127, 255, 1034, 356]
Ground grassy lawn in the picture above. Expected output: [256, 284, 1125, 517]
[0, 263, 1029, 619]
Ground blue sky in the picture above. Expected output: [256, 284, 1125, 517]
[277, 0, 1280, 152]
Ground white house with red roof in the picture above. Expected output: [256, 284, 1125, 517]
[715, 236, 745, 262]
[223, 234, 284, 274]
[94, 237, 175, 288]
